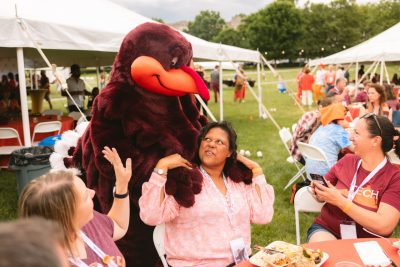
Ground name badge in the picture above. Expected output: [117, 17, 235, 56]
[340, 221, 357, 239]
[230, 238, 248, 264]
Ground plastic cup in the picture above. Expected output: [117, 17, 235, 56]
[334, 261, 361, 267]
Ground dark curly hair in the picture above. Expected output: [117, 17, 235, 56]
[194, 121, 238, 173]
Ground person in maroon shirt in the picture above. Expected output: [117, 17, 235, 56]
[307, 113, 400, 242]
[19, 147, 131, 267]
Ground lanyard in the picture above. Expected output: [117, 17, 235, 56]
[200, 166, 235, 226]
[68, 231, 118, 267]
[348, 158, 387, 201]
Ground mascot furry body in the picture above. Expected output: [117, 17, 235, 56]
[60, 22, 252, 267]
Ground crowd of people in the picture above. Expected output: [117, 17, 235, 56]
[290, 68, 400, 244]
[3, 61, 400, 267]
[0, 72, 21, 113]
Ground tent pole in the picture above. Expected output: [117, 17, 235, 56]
[383, 61, 391, 84]
[219, 61, 223, 121]
[371, 61, 380, 80]
[17, 48, 31, 146]
[257, 53, 262, 118]
[380, 60, 384, 85]
[355, 62, 359, 86]
[96, 67, 100, 89]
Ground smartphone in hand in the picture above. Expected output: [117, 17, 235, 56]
[309, 173, 329, 187]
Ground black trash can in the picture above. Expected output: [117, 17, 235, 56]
[9, 146, 53, 195]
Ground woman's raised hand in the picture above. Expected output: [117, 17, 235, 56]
[155, 153, 192, 174]
[102, 146, 132, 186]
[236, 154, 263, 177]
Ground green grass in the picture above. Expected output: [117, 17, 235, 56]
[2, 65, 400, 245]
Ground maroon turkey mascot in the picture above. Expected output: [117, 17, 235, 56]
[66, 22, 252, 267]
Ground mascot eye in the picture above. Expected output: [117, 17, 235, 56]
[170, 57, 178, 67]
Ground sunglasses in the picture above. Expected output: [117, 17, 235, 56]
[361, 112, 382, 136]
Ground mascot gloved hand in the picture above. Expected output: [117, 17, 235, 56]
[52, 22, 252, 267]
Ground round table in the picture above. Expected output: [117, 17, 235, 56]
[235, 238, 400, 267]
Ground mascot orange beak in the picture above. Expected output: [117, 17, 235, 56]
[130, 56, 210, 101]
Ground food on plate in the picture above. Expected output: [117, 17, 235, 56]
[250, 241, 326, 267]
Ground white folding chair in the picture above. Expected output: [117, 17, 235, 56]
[294, 186, 325, 245]
[0, 128, 24, 168]
[153, 224, 168, 267]
[297, 142, 331, 181]
[292, 123, 297, 134]
[42, 109, 63, 116]
[31, 121, 62, 144]
[279, 128, 307, 190]
[387, 149, 400, 165]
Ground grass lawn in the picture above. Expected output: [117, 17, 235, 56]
[1, 64, 400, 245]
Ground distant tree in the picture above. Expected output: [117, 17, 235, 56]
[152, 17, 164, 23]
[239, 1, 303, 60]
[213, 28, 247, 47]
[300, 0, 363, 58]
[184, 10, 226, 41]
[360, 1, 400, 39]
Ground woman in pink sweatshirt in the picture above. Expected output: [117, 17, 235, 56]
[139, 121, 275, 267]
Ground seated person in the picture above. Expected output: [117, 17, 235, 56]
[308, 114, 400, 242]
[19, 147, 131, 267]
[88, 87, 99, 110]
[305, 103, 354, 176]
[0, 217, 68, 267]
[290, 96, 338, 165]
[364, 83, 392, 121]
[354, 84, 367, 103]
[139, 121, 275, 267]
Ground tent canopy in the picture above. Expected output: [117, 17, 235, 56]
[309, 22, 400, 66]
[0, 0, 260, 69]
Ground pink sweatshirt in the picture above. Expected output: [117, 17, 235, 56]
[139, 171, 275, 267]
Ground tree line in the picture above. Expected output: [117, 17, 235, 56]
[183, 0, 400, 60]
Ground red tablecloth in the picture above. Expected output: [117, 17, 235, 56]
[0, 115, 74, 166]
[235, 238, 400, 267]
[348, 107, 361, 119]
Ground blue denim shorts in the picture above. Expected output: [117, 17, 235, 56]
[306, 223, 334, 242]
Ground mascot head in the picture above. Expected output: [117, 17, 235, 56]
[110, 22, 209, 101]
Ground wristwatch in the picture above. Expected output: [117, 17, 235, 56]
[153, 168, 167, 176]
[113, 186, 129, 199]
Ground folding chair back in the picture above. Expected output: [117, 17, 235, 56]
[153, 224, 168, 267]
[32, 121, 62, 143]
[294, 186, 325, 245]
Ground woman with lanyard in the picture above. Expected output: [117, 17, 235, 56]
[307, 113, 400, 243]
[19, 147, 131, 267]
[139, 121, 274, 267]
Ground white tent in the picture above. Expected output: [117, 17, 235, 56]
[0, 0, 260, 67]
[309, 22, 400, 66]
[1, 0, 265, 146]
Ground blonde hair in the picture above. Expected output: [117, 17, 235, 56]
[18, 170, 78, 251]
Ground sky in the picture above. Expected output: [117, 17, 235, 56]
[110, 0, 379, 23]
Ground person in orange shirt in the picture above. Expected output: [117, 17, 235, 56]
[299, 68, 315, 107]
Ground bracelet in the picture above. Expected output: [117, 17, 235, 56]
[342, 201, 353, 213]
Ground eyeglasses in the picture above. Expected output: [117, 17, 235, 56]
[361, 112, 382, 136]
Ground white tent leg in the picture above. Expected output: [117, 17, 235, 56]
[96, 67, 100, 89]
[355, 62, 359, 86]
[17, 48, 31, 147]
[219, 61, 223, 121]
[384, 61, 391, 84]
[257, 58, 263, 118]
[380, 60, 384, 85]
